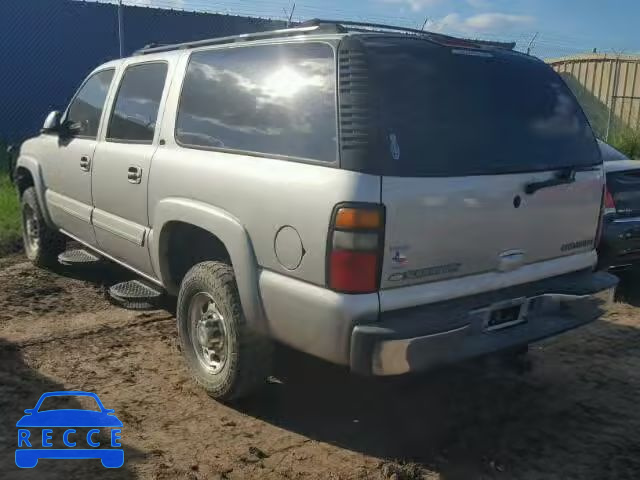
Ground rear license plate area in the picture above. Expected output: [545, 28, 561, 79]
[483, 298, 527, 332]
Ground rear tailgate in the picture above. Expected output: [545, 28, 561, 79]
[362, 37, 603, 290]
[381, 171, 602, 288]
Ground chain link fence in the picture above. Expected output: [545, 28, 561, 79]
[2, 0, 639, 162]
[0, 0, 284, 158]
[548, 55, 640, 158]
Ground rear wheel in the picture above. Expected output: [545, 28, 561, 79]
[177, 261, 273, 401]
[21, 187, 65, 267]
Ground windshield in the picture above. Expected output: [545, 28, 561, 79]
[366, 37, 601, 176]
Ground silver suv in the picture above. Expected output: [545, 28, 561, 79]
[14, 20, 617, 400]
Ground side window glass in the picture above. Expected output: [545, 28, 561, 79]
[107, 62, 168, 143]
[176, 43, 337, 162]
[65, 69, 115, 139]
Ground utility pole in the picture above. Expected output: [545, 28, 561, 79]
[606, 53, 623, 141]
[284, 3, 296, 27]
[118, 0, 125, 58]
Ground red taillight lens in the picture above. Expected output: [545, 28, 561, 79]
[596, 185, 613, 248]
[327, 204, 385, 294]
[604, 186, 616, 213]
[329, 250, 379, 293]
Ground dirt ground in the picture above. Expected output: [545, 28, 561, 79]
[1, 253, 639, 480]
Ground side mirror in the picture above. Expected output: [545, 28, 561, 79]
[41, 111, 62, 134]
[23, 409, 34, 414]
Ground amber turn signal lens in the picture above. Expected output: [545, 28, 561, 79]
[335, 208, 382, 229]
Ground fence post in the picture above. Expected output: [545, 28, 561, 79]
[118, 0, 125, 58]
[606, 56, 621, 141]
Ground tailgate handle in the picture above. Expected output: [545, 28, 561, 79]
[525, 168, 576, 195]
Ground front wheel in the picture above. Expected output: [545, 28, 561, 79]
[177, 261, 273, 401]
[21, 187, 65, 267]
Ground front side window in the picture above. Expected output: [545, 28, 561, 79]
[176, 43, 337, 162]
[65, 69, 115, 139]
[107, 62, 168, 143]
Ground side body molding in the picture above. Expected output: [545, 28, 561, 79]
[15, 155, 54, 227]
[151, 198, 267, 332]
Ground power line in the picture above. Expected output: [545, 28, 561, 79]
[84, 0, 634, 56]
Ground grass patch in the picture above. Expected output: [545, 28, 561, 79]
[0, 174, 22, 256]
[609, 128, 640, 159]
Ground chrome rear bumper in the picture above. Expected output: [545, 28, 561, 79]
[351, 271, 618, 376]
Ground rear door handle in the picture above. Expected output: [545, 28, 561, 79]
[127, 166, 142, 184]
[80, 156, 90, 172]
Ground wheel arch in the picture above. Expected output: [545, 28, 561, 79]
[151, 198, 267, 332]
[14, 155, 54, 227]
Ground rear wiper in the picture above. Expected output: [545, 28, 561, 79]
[525, 168, 577, 195]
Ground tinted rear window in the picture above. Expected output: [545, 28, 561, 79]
[366, 38, 600, 176]
[176, 43, 337, 163]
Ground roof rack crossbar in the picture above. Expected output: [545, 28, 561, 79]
[303, 18, 435, 36]
[134, 24, 322, 56]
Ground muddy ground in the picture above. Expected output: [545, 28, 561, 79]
[1, 253, 639, 480]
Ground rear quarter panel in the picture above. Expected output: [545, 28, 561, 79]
[148, 50, 380, 286]
[147, 147, 380, 286]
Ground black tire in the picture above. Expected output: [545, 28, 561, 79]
[177, 261, 273, 401]
[21, 187, 66, 267]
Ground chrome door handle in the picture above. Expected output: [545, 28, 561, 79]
[127, 166, 142, 184]
[80, 156, 90, 172]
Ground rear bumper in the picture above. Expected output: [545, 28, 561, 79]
[351, 271, 618, 375]
[599, 217, 640, 268]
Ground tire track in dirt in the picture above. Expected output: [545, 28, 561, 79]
[1, 253, 640, 479]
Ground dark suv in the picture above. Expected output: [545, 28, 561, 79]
[599, 140, 640, 269]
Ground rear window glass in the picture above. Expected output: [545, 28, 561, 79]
[107, 62, 168, 143]
[366, 38, 600, 176]
[176, 43, 337, 163]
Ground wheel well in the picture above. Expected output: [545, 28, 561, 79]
[160, 222, 231, 291]
[15, 167, 34, 197]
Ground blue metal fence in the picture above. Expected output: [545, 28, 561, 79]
[0, 0, 283, 143]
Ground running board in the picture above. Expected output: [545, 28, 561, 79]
[109, 280, 165, 310]
[58, 248, 101, 266]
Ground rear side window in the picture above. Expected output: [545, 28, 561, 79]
[176, 43, 337, 163]
[66, 69, 115, 139]
[366, 38, 601, 176]
[107, 62, 168, 143]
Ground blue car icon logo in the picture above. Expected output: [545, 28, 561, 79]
[16, 391, 123, 468]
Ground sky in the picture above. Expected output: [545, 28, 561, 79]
[113, 0, 640, 57]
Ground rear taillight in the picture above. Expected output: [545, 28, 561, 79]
[604, 185, 616, 215]
[596, 185, 614, 248]
[327, 204, 385, 294]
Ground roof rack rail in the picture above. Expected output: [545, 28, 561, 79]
[301, 18, 515, 50]
[134, 24, 325, 56]
[302, 18, 434, 36]
[133, 18, 515, 56]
